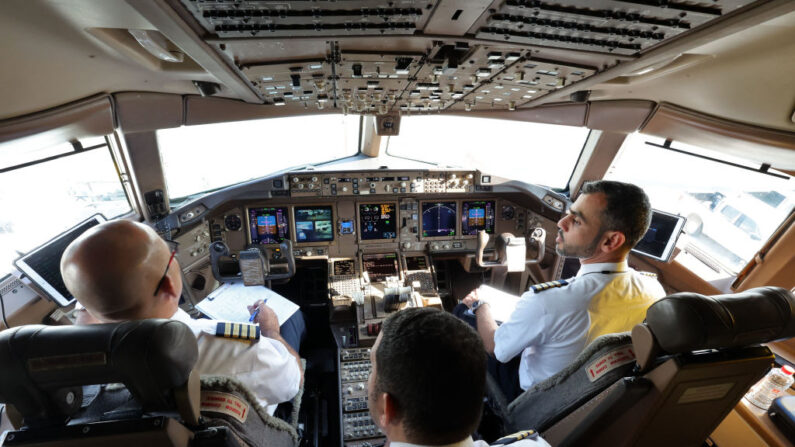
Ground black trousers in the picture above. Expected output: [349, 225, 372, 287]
[453, 303, 523, 402]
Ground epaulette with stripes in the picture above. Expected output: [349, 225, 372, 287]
[639, 271, 658, 278]
[492, 429, 539, 445]
[215, 322, 260, 343]
[529, 279, 569, 293]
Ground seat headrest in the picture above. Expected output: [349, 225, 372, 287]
[645, 286, 795, 354]
[0, 319, 198, 426]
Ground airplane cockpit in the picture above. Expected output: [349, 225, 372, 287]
[1, 1, 794, 446]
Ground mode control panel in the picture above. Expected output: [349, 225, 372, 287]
[286, 170, 482, 197]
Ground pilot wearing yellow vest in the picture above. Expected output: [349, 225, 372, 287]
[462, 180, 664, 397]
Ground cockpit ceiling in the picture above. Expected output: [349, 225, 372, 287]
[165, 0, 761, 114]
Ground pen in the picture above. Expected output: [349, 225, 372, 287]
[248, 299, 268, 323]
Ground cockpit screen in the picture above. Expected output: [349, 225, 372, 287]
[249, 207, 289, 244]
[405, 256, 427, 271]
[362, 253, 400, 282]
[421, 201, 457, 238]
[294, 206, 334, 242]
[461, 200, 496, 235]
[359, 203, 397, 240]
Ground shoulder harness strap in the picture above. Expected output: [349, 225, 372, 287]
[215, 322, 260, 343]
[493, 429, 539, 445]
[529, 279, 569, 293]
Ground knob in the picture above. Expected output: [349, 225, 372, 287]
[311, 176, 318, 182]
[305, 250, 313, 256]
[297, 184, 304, 189]
[432, 244, 439, 250]
[195, 235, 202, 242]
[357, 383, 365, 390]
[370, 182, 376, 188]
[342, 186, 349, 192]
[443, 244, 450, 249]
[400, 181, 407, 187]
[467, 173, 473, 179]
[292, 177, 299, 183]
[463, 180, 470, 185]
[403, 242, 411, 249]
[384, 185, 391, 192]
[346, 386, 353, 395]
[308, 183, 315, 189]
[450, 174, 457, 179]
[202, 231, 209, 237]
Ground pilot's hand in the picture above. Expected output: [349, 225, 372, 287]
[248, 300, 279, 334]
[462, 289, 479, 309]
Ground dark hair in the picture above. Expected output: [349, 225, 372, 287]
[581, 180, 652, 249]
[375, 308, 486, 444]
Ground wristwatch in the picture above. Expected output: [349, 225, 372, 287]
[470, 299, 484, 314]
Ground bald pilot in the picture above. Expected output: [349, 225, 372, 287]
[60, 219, 303, 415]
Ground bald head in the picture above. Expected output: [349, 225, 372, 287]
[61, 220, 182, 322]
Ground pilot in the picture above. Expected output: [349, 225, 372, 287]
[369, 307, 550, 447]
[60, 219, 303, 415]
[458, 180, 665, 400]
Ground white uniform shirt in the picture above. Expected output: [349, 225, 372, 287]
[171, 308, 301, 414]
[390, 434, 550, 447]
[493, 261, 664, 391]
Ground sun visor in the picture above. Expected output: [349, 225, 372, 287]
[642, 103, 795, 171]
[114, 92, 183, 133]
[0, 94, 114, 150]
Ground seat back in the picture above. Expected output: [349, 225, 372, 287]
[543, 286, 795, 447]
[504, 333, 637, 433]
[200, 376, 298, 447]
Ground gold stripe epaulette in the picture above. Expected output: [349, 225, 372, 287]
[529, 279, 569, 293]
[215, 322, 260, 343]
[493, 429, 539, 445]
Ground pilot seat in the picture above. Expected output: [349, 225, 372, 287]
[488, 286, 795, 447]
[0, 319, 299, 447]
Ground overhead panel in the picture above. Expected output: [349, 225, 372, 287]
[242, 59, 332, 108]
[336, 51, 425, 115]
[476, 0, 760, 56]
[178, 0, 433, 38]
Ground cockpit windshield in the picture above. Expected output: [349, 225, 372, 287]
[384, 116, 589, 190]
[157, 115, 361, 203]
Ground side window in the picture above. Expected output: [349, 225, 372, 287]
[0, 136, 131, 274]
[605, 133, 794, 278]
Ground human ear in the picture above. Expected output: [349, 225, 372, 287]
[602, 231, 626, 253]
[382, 392, 399, 427]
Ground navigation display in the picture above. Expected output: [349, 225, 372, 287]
[294, 206, 334, 242]
[421, 201, 457, 238]
[249, 207, 289, 244]
[461, 200, 496, 235]
[362, 253, 400, 282]
[359, 203, 397, 240]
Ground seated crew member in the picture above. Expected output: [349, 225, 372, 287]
[457, 180, 665, 399]
[369, 307, 550, 447]
[60, 219, 304, 415]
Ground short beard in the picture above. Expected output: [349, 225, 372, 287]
[555, 231, 600, 258]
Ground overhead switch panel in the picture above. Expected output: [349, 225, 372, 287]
[179, 0, 433, 38]
[476, 0, 759, 55]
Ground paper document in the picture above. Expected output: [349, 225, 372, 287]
[196, 282, 299, 326]
[477, 285, 521, 324]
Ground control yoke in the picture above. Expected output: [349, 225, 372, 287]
[475, 228, 547, 271]
[209, 240, 296, 284]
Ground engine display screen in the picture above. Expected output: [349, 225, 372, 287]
[359, 203, 397, 240]
[461, 200, 496, 235]
[421, 201, 457, 238]
[249, 207, 289, 244]
[405, 256, 428, 271]
[362, 253, 400, 282]
[294, 206, 334, 242]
